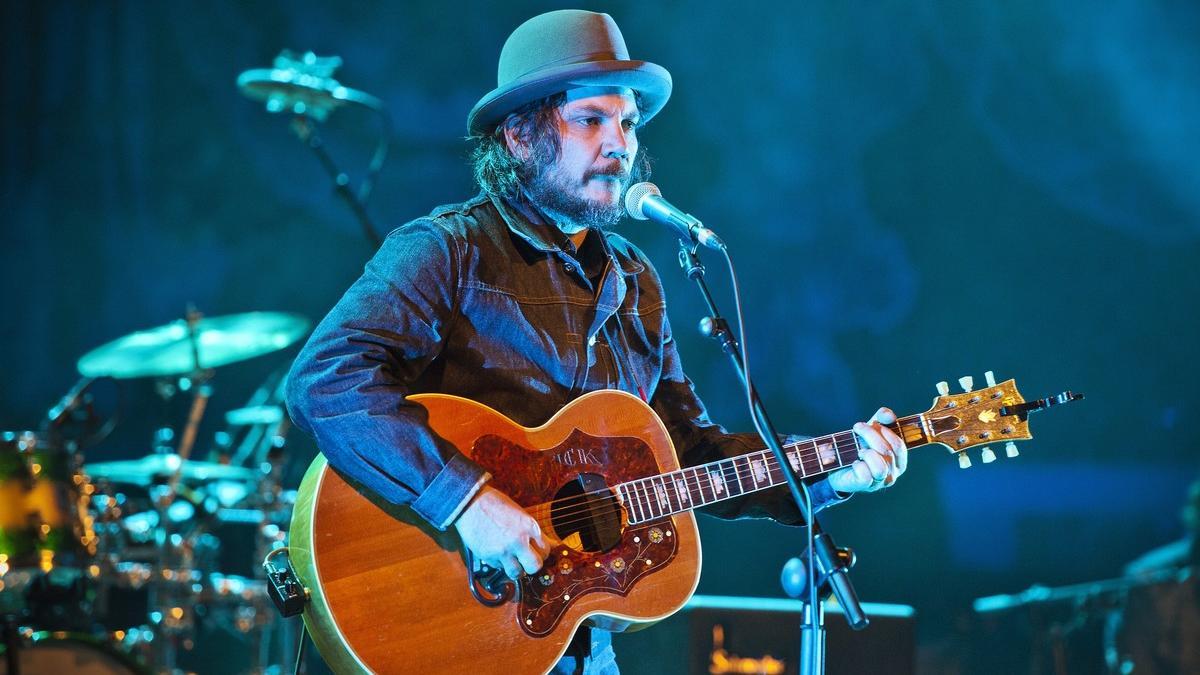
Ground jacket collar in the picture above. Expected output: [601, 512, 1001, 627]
[488, 192, 645, 276]
[490, 191, 565, 254]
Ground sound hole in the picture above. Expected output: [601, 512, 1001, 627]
[550, 473, 623, 553]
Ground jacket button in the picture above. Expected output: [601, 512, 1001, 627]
[563, 262, 576, 273]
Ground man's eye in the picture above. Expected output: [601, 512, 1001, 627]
[622, 120, 639, 131]
[579, 117, 600, 126]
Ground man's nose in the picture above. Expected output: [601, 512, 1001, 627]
[602, 123, 630, 160]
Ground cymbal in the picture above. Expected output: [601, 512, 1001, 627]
[87, 453, 256, 485]
[237, 50, 383, 122]
[78, 311, 310, 379]
[224, 405, 285, 426]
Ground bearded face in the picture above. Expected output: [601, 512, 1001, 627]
[510, 90, 643, 233]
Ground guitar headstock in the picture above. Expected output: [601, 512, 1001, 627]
[922, 371, 1034, 468]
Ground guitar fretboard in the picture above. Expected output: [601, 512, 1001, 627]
[617, 415, 927, 524]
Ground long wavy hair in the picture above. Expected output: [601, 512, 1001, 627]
[470, 91, 651, 198]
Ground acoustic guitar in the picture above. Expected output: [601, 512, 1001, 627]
[288, 374, 1079, 673]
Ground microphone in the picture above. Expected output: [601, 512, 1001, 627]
[624, 182, 725, 251]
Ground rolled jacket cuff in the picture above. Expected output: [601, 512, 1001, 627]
[807, 476, 850, 512]
[410, 453, 491, 530]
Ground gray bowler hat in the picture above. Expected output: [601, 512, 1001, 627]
[467, 10, 673, 136]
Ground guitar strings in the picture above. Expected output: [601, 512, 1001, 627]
[527, 413, 924, 525]
[520, 433, 869, 532]
[518, 414, 930, 533]
[522, 445, 856, 534]
[530, 430, 860, 514]
[523, 431, 867, 526]
[522, 423, 877, 521]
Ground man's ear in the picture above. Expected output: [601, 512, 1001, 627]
[502, 124, 530, 161]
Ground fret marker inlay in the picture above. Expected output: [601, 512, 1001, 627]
[818, 442, 836, 466]
[675, 478, 689, 503]
[788, 451, 801, 473]
[710, 470, 725, 495]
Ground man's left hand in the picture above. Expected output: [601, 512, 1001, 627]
[827, 406, 908, 494]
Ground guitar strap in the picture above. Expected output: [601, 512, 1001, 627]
[602, 314, 648, 403]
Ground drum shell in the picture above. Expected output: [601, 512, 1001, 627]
[0, 432, 97, 572]
[0, 630, 147, 674]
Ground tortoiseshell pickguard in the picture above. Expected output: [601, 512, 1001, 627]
[471, 429, 679, 637]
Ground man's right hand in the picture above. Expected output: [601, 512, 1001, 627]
[454, 484, 559, 580]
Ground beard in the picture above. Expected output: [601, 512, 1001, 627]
[523, 160, 630, 232]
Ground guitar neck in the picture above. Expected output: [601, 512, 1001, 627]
[617, 414, 931, 524]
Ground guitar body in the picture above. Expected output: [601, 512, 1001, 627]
[289, 389, 702, 674]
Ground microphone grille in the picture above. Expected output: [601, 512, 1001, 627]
[623, 182, 661, 221]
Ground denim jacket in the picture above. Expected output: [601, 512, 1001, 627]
[285, 192, 843, 531]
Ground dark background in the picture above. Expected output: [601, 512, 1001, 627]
[3, 1, 1198, 672]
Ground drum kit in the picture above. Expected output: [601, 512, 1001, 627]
[1, 310, 311, 674]
[0, 48, 390, 675]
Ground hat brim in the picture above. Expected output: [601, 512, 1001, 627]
[468, 60, 672, 136]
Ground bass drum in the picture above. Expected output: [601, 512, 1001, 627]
[0, 632, 147, 675]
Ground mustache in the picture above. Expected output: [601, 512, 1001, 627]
[584, 163, 630, 181]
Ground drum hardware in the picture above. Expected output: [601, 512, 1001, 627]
[86, 455, 257, 487]
[1, 428, 106, 673]
[0, 314, 313, 673]
[0, 431, 99, 620]
[238, 49, 393, 247]
[224, 405, 284, 428]
[93, 404, 297, 671]
[0, 628, 149, 675]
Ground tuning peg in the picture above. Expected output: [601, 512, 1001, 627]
[936, 381, 949, 396]
[958, 376, 974, 392]
[1005, 441, 1019, 458]
[958, 453, 972, 469]
[985, 371, 996, 386]
[981, 447, 996, 463]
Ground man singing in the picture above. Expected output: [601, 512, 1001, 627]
[287, 10, 907, 674]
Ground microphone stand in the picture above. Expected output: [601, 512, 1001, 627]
[676, 242, 867, 675]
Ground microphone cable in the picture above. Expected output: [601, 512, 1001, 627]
[718, 244, 821, 668]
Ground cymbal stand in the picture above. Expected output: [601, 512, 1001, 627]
[144, 307, 215, 673]
[211, 370, 298, 673]
[3, 614, 21, 675]
[290, 115, 382, 248]
[250, 390, 297, 674]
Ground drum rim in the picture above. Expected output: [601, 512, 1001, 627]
[0, 629, 150, 674]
